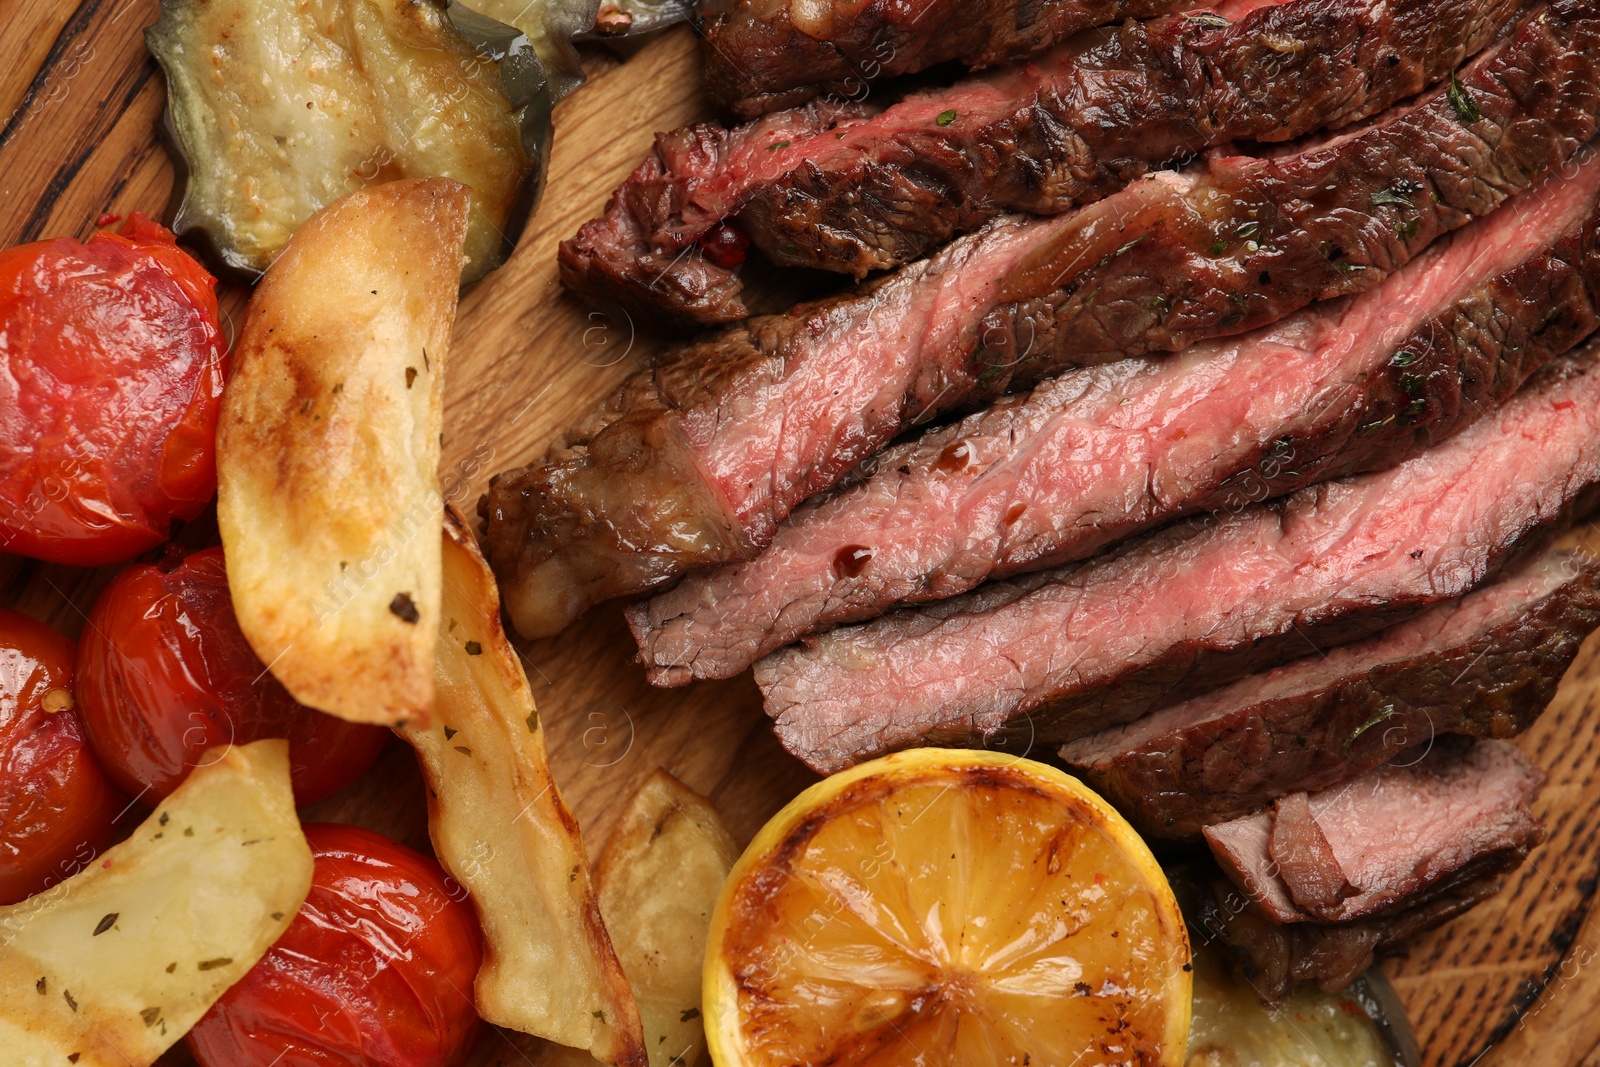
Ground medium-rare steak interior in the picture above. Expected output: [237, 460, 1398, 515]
[1203, 740, 1545, 924]
[758, 338, 1600, 772]
[629, 154, 1600, 683]
[566, 0, 1524, 325]
[1062, 553, 1600, 839]
[700, 0, 1188, 117]
[483, 0, 1600, 639]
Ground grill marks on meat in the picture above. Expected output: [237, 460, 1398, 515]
[482, 0, 1600, 639]
[1203, 740, 1546, 924]
[1062, 554, 1600, 839]
[756, 339, 1600, 772]
[701, 0, 1187, 118]
[566, 0, 1523, 325]
[628, 155, 1600, 683]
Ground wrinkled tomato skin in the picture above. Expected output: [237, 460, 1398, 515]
[0, 213, 227, 566]
[187, 823, 484, 1067]
[75, 547, 389, 806]
[0, 609, 125, 905]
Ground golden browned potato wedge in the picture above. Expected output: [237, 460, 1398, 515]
[550, 770, 736, 1067]
[402, 510, 646, 1067]
[217, 178, 469, 726]
[0, 741, 311, 1067]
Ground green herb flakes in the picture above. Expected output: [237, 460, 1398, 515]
[1347, 705, 1397, 751]
[1447, 76, 1481, 124]
[936, 109, 957, 126]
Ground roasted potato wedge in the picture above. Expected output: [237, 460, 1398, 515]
[548, 770, 736, 1067]
[148, 0, 548, 282]
[217, 178, 468, 727]
[0, 741, 311, 1067]
[402, 510, 645, 1066]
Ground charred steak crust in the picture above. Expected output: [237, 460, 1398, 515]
[558, 100, 869, 327]
[700, 0, 1185, 118]
[1186, 868, 1516, 999]
[988, 0, 1600, 367]
[1062, 555, 1600, 840]
[629, 159, 1600, 684]
[485, 0, 1600, 639]
[566, 0, 1523, 324]
[757, 342, 1600, 773]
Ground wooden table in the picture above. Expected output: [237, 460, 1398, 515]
[5, 3, 1600, 1063]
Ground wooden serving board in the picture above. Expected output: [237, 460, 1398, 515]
[7, 4, 1600, 1064]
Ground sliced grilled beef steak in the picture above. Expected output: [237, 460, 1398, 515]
[568, 0, 1522, 325]
[1203, 740, 1546, 924]
[1063, 554, 1600, 839]
[482, 0, 1600, 639]
[629, 157, 1600, 683]
[757, 340, 1600, 772]
[1185, 869, 1515, 998]
[700, 0, 1187, 118]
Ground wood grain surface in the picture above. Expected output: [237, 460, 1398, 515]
[4, 3, 1600, 1064]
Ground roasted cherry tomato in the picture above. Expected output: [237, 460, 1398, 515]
[75, 547, 388, 806]
[0, 213, 227, 566]
[0, 609, 124, 904]
[187, 823, 484, 1067]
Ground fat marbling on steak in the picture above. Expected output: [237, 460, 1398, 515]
[482, 0, 1600, 639]
[757, 339, 1600, 772]
[629, 153, 1600, 683]
[566, 0, 1523, 325]
[1062, 553, 1600, 839]
[1203, 740, 1545, 924]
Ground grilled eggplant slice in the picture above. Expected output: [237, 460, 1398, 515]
[459, 0, 596, 99]
[1188, 941, 1420, 1067]
[146, 0, 551, 283]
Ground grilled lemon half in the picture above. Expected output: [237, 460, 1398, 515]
[704, 749, 1191, 1067]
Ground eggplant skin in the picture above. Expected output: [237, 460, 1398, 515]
[467, 0, 597, 100]
[147, 0, 540, 283]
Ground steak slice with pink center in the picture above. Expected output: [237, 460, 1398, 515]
[1203, 739, 1545, 924]
[482, 0, 1600, 639]
[629, 151, 1600, 683]
[566, 0, 1523, 325]
[1062, 553, 1600, 839]
[757, 339, 1600, 771]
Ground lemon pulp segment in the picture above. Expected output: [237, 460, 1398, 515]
[706, 750, 1191, 1067]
